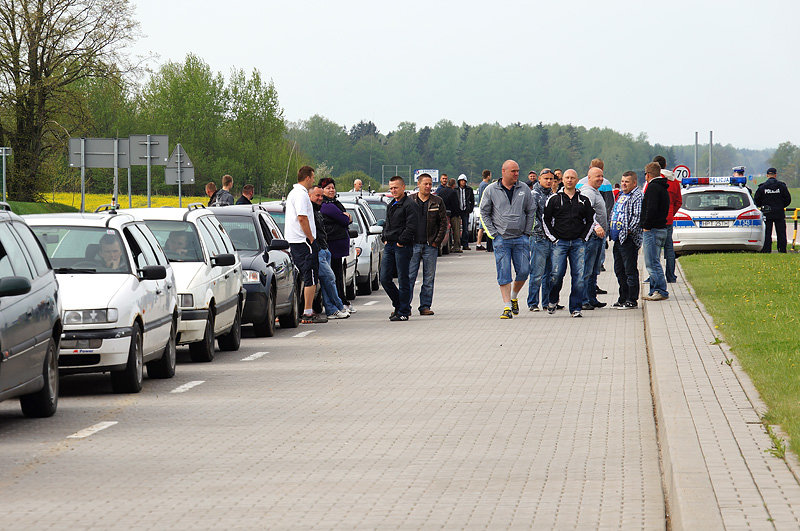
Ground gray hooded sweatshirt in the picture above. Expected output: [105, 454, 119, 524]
[479, 180, 535, 240]
[578, 183, 608, 237]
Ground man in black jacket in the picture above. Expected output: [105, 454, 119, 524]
[235, 184, 254, 205]
[456, 175, 475, 250]
[641, 162, 671, 301]
[380, 176, 418, 321]
[755, 167, 792, 253]
[409, 174, 448, 316]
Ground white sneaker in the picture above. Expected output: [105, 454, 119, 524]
[345, 304, 357, 313]
[330, 310, 350, 319]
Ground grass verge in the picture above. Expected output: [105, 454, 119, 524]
[680, 252, 800, 456]
[8, 201, 79, 215]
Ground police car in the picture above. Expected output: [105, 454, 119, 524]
[672, 175, 765, 254]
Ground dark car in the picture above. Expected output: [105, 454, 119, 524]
[210, 205, 301, 336]
[0, 203, 62, 417]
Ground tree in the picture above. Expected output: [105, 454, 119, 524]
[0, 0, 138, 201]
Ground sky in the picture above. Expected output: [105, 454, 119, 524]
[129, 0, 800, 150]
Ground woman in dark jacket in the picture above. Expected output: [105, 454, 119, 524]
[319, 178, 354, 312]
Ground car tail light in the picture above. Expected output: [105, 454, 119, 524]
[355, 247, 362, 257]
[673, 211, 692, 221]
[737, 209, 761, 220]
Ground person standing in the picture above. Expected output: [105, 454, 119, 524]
[475, 170, 492, 250]
[205, 182, 218, 207]
[755, 167, 792, 253]
[310, 185, 350, 319]
[653, 155, 682, 283]
[526, 169, 554, 312]
[380, 176, 418, 321]
[350, 179, 363, 192]
[641, 162, 671, 301]
[214, 175, 235, 206]
[480, 160, 535, 319]
[446, 178, 463, 252]
[285, 165, 326, 323]
[435, 173, 449, 195]
[610, 171, 643, 309]
[319, 178, 356, 314]
[578, 166, 608, 310]
[436, 177, 459, 253]
[408, 173, 448, 316]
[236, 184, 254, 205]
[456, 175, 475, 250]
[543, 169, 595, 318]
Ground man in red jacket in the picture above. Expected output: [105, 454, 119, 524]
[653, 156, 682, 283]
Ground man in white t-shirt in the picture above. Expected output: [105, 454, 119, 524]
[285, 165, 326, 324]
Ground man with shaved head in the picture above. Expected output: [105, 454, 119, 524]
[479, 159, 535, 319]
[542, 169, 596, 317]
[578, 166, 609, 310]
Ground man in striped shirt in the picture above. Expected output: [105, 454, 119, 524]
[609, 171, 643, 309]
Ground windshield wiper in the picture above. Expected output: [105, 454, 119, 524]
[55, 267, 96, 273]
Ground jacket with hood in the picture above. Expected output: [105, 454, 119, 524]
[542, 189, 595, 241]
[531, 181, 553, 240]
[641, 176, 670, 230]
[479, 180, 535, 240]
[662, 169, 683, 225]
[382, 192, 419, 245]
[578, 183, 609, 237]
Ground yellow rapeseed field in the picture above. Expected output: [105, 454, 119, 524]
[51, 193, 208, 211]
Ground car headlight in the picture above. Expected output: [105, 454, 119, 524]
[178, 293, 194, 308]
[64, 308, 118, 325]
[242, 270, 261, 284]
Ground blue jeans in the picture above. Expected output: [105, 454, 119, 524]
[527, 237, 553, 308]
[582, 236, 604, 305]
[549, 239, 586, 313]
[409, 243, 438, 311]
[664, 225, 677, 282]
[493, 235, 530, 286]
[318, 248, 344, 315]
[380, 242, 413, 316]
[643, 229, 668, 297]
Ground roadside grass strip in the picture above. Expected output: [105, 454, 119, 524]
[67, 421, 118, 439]
[681, 252, 800, 456]
[170, 381, 206, 394]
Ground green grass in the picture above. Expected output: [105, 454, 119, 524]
[680, 252, 800, 456]
[7, 201, 79, 215]
[789, 188, 800, 210]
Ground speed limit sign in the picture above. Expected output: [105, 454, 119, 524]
[673, 165, 690, 181]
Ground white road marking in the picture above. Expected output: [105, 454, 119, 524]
[241, 351, 269, 362]
[293, 330, 316, 338]
[364, 301, 378, 306]
[67, 421, 118, 439]
[170, 380, 206, 394]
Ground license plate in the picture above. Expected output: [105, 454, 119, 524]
[700, 220, 730, 228]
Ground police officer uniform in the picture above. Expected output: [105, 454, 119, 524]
[754, 167, 792, 253]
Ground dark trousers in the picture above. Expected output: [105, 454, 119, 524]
[460, 212, 471, 247]
[762, 217, 787, 253]
[330, 256, 349, 305]
[613, 238, 640, 304]
[380, 243, 413, 316]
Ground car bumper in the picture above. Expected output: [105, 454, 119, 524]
[177, 308, 209, 344]
[59, 326, 133, 374]
[673, 227, 764, 253]
[242, 286, 267, 323]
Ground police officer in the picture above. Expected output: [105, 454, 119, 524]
[754, 167, 792, 253]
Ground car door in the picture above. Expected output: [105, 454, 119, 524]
[259, 213, 292, 305]
[134, 223, 175, 348]
[123, 224, 167, 356]
[358, 204, 380, 273]
[196, 217, 236, 331]
[212, 216, 242, 324]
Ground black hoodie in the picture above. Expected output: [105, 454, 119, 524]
[641, 177, 670, 230]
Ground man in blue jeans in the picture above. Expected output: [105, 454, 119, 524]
[578, 166, 608, 310]
[543, 169, 597, 317]
[479, 160, 535, 319]
[380, 176, 418, 321]
[641, 162, 671, 301]
[409, 173, 448, 315]
[527, 169, 554, 311]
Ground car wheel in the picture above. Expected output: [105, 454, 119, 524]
[20, 336, 58, 418]
[345, 269, 356, 300]
[278, 283, 301, 328]
[218, 301, 242, 351]
[189, 311, 216, 362]
[253, 288, 276, 337]
[358, 264, 373, 295]
[147, 317, 177, 379]
[111, 323, 143, 393]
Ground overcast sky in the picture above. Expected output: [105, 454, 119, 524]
[129, 0, 799, 149]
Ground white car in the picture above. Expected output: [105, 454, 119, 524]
[340, 200, 382, 295]
[672, 177, 765, 255]
[126, 205, 244, 362]
[25, 211, 179, 393]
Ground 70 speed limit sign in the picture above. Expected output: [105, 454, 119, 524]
[673, 165, 690, 181]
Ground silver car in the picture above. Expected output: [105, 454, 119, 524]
[340, 201, 382, 295]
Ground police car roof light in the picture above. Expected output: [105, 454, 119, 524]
[682, 176, 747, 187]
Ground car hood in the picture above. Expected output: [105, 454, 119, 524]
[169, 261, 205, 292]
[237, 250, 261, 269]
[56, 274, 132, 310]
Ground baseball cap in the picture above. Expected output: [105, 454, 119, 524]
[766, 167, 777, 175]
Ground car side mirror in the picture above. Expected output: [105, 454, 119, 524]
[139, 265, 167, 281]
[348, 228, 359, 238]
[0, 276, 31, 297]
[267, 239, 289, 251]
[368, 225, 383, 235]
[211, 253, 236, 267]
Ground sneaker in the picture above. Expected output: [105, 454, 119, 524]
[529, 306, 541, 312]
[510, 299, 519, 315]
[329, 309, 350, 319]
[555, 304, 565, 311]
[643, 292, 668, 301]
[389, 310, 397, 319]
[419, 308, 435, 316]
[571, 311, 583, 318]
[463, 245, 470, 250]
[301, 312, 327, 324]
[476, 245, 486, 250]
[345, 304, 357, 313]
[622, 301, 638, 309]
[389, 313, 409, 321]
[595, 287, 608, 295]
[581, 303, 595, 311]
[643, 278, 650, 284]
[611, 301, 625, 309]
[501, 307, 513, 319]
[547, 304, 556, 315]
[591, 301, 607, 308]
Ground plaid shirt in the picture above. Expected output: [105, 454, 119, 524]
[612, 187, 643, 246]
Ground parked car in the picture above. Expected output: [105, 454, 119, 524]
[673, 177, 765, 255]
[210, 205, 301, 335]
[339, 200, 382, 295]
[336, 192, 390, 225]
[125, 205, 244, 362]
[260, 200, 359, 301]
[0, 204, 62, 416]
[26, 209, 178, 393]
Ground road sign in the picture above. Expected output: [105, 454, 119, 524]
[414, 169, 439, 183]
[165, 167, 195, 185]
[673, 165, 690, 181]
[166, 144, 193, 168]
[68, 138, 130, 168]
[129, 135, 169, 165]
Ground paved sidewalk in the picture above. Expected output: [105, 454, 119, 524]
[645, 260, 800, 530]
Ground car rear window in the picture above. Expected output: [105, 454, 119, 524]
[31, 226, 131, 274]
[217, 216, 260, 251]
[682, 191, 750, 211]
[143, 220, 204, 262]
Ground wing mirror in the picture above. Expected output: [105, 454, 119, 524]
[267, 239, 290, 251]
[368, 225, 383, 235]
[348, 228, 359, 238]
[0, 276, 32, 297]
[211, 253, 236, 267]
[139, 265, 167, 281]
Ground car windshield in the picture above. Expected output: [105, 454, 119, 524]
[143, 220, 204, 262]
[682, 191, 750, 211]
[267, 211, 285, 234]
[217, 216, 260, 251]
[31, 226, 131, 274]
[366, 202, 386, 221]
